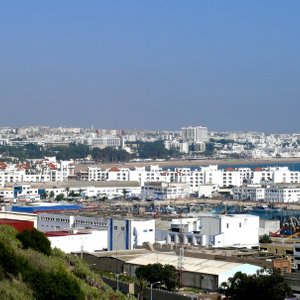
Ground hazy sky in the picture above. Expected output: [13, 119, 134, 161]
[0, 1, 299, 132]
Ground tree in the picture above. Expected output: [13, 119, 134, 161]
[135, 263, 178, 291]
[259, 234, 272, 243]
[122, 189, 129, 199]
[137, 278, 149, 300]
[0, 225, 122, 300]
[49, 191, 55, 199]
[68, 190, 75, 197]
[203, 142, 214, 157]
[55, 193, 65, 201]
[136, 141, 169, 159]
[136, 263, 163, 284]
[91, 147, 132, 163]
[161, 264, 178, 291]
[17, 228, 52, 256]
[220, 270, 293, 300]
[28, 269, 83, 300]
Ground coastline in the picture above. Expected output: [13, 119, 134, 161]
[92, 157, 300, 170]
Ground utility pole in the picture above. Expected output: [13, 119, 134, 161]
[177, 207, 184, 287]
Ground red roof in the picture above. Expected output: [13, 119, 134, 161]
[110, 167, 120, 172]
[48, 162, 57, 170]
[45, 231, 88, 237]
[0, 163, 7, 169]
[225, 167, 235, 172]
[254, 167, 263, 171]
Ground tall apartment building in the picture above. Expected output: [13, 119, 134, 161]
[181, 126, 208, 143]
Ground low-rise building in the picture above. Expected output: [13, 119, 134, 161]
[37, 212, 108, 232]
[233, 183, 300, 203]
[108, 218, 155, 251]
[161, 214, 259, 249]
[123, 252, 261, 291]
[141, 182, 190, 200]
[6, 181, 141, 200]
[0, 210, 37, 228]
[198, 184, 219, 198]
[45, 229, 107, 253]
[293, 243, 300, 271]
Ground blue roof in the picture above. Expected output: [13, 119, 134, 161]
[11, 204, 83, 213]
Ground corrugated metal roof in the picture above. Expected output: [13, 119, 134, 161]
[125, 252, 247, 276]
[12, 204, 83, 213]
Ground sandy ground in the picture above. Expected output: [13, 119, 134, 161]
[77, 157, 300, 171]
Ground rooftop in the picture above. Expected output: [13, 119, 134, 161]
[125, 252, 258, 276]
[5, 180, 140, 189]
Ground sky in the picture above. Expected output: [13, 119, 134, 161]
[0, 1, 299, 132]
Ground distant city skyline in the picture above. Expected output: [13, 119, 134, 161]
[1, 1, 299, 132]
[2, 124, 300, 135]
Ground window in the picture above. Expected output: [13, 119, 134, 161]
[226, 223, 229, 228]
[239, 222, 242, 228]
[121, 227, 125, 231]
[114, 226, 118, 230]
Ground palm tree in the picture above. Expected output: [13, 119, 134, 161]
[122, 189, 129, 199]
[137, 278, 149, 300]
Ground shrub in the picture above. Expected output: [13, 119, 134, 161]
[17, 228, 52, 256]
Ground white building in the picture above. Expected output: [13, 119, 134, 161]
[233, 185, 265, 201]
[91, 136, 121, 148]
[181, 126, 209, 143]
[108, 218, 155, 251]
[0, 187, 14, 201]
[163, 214, 259, 249]
[45, 229, 107, 253]
[142, 182, 190, 200]
[252, 167, 300, 185]
[233, 184, 300, 203]
[0, 158, 75, 186]
[264, 184, 300, 203]
[86, 164, 300, 195]
[11, 181, 141, 201]
[200, 214, 259, 248]
[293, 243, 300, 271]
[37, 212, 108, 232]
[198, 184, 219, 198]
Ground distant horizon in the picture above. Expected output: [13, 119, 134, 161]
[1, 123, 300, 135]
[1, 2, 299, 132]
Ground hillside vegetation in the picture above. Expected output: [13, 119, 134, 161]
[0, 225, 131, 300]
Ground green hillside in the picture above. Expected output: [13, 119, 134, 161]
[0, 225, 131, 300]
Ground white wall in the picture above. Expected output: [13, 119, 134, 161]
[200, 215, 259, 248]
[108, 218, 155, 251]
[198, 185, 219, 198]
[131, 219, 155, 247]
[220, 215, 259, 248]
[48, 230, 107, 253]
